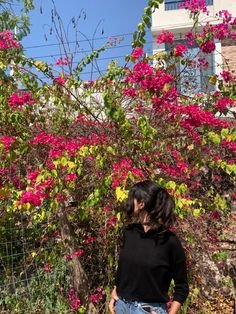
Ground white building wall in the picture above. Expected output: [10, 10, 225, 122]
[152, 0, 236, 76]
[152, 0, 236, 34]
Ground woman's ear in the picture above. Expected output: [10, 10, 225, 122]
[139, 200, 145, 210]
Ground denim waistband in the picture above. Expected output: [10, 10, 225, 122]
[119, 297, 166, 306]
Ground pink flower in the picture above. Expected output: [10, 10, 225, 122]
[1, 135, 15, 152]
[68, 288, 81, 311]
[84, 236, 94, 245]
[156, 31, 174, 44]
[132, 47, 143, 60]
[74, 249, 85, 258]
[209, 234, 218, 243]
[27, 170, 40, 185]
[103, 205, 112, 212]
[174, 43, 188, 57]
[55, 57, 70, 66]
[65, 253, 73, 261]
[208, 210, 220, 220]
[179, 0, 208, 14]
[43, 262, 51, 273]
[0, 30, 19, 49]
[123, 88, 137, 97]
[18, 190, 42, 207]
[107, 216, 118, 229]
[221, 140, 236, 152]
[111, 179, 119, 189]
[131, 168, 144, 178]
[65, 173, 77, 182]
[9, 92, 33, 109]
[185, 31, 195, 46]
[231, 193, 236, 200]
[54, 76, 66, 85]
[218, 9, 233, 23]
[200, 40, 216, 54]
[216, 97, 234, 111]
[56, 193, 65, 201]
[90, 288, 106, 304]
[221, 70, 233, 83]
[198, 58, 209, 69]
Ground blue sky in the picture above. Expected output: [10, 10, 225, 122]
[21, 0, 153, 80]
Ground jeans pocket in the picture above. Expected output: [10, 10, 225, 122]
[139, 304, 168, 314]
[139, 305, 153, 314]
[114, 298, 120, 305]
[151, 306, 168, 314]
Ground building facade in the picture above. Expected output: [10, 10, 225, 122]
[151, 0, 236, 93]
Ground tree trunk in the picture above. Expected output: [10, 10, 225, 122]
[58, 204, 98, 314]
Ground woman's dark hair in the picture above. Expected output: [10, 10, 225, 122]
[125, 180, 176, 229]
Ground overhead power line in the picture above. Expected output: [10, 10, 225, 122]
[27, 40, 225, 60]
[23, 32, 133, 50]
[30, 43, 135, 59]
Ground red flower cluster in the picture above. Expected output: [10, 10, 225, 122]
[180, 105, 229, 128]
[89, 287, 106, 304]
[107, 215, 118, 229]
[125, 62, 174, 94]
[197, 58, 209, 69]
[179, 0, 208, 14]
[156, 30, 174, 44]
[84, 235, 94, 245]
[123, 88, 137, 97]
[112, 159, 144, 188]
[27, 170, 40, 185]
[174, 43, 188, 57]
[43, 262, 51, 273]
[55, 57, 70, 66]
[221, 140, 236, 153]
[8, 92, 33, 109]
[160, 162, 189, 178]
[29, 132, 107, 159]
[132, 47, 143, 60]
[200, 40, 216, 54]
[0, 135, 15, 152]
[18, 190, 42, 207]
[221, 70, 234, 83]
[0, 30, 19, 49]
[68, 288, 81, 311]
[54, 76, 66, 85]
[112, 159, 132, 188]
[65, 173, 77, 182]
[65, 249, 85, 261]
[216, 97, 234, 111]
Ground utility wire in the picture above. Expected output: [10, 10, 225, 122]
[30, 43, 135, 59]
[28, 40, 225, 60]
[23, 32, 133, 50]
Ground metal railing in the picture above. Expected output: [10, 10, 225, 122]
[165, 0, 213, 11]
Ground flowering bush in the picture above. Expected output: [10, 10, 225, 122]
[0, 0, 235, 313]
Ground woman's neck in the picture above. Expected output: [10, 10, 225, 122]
[143, 224, 151, 233]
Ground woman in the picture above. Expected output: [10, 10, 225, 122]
[109, 180, 189, 314]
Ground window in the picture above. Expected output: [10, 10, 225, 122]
[165, 0, 213, 11]
[165, 40, 215, 95]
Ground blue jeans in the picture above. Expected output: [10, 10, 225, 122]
[114, 298, 168, 314]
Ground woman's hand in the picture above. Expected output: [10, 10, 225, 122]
[108, 286, 118, 314]
[108, 297, 116, 314]
[168, 300, 181, 314]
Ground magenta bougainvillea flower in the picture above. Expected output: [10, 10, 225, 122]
[156, 30, 174, 44]
[132, 47, 143, 60]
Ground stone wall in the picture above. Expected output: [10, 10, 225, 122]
[222, 44, 236, 74]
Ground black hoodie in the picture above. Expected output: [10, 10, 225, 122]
[115, 223, 189, 305]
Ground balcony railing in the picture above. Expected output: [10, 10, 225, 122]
[165, 0, 213, 11]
